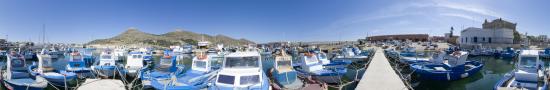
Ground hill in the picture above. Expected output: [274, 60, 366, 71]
[87, 28, 255, 48]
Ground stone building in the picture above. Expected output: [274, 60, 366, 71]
[459, 18, 518, 49]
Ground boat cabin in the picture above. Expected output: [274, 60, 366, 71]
[156, 54, 177, 72]
[192, 51, 211, 72]
[37, 52, 54, 73]
[99, 51, 116, 66]
[299, 53, 323, 72]
[215, 51, 265, 88]
[6, 52, 27, 79]
[126, 52, 145, 69]
[274, 51, 293, 73]
[515, 50, 542, 82]
[68, 52, 85, 67]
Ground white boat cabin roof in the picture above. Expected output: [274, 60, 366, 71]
[520, 50, 539, 57]
[226, 51, 260, 57]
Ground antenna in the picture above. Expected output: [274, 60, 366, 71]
[43, 24, 46, 45]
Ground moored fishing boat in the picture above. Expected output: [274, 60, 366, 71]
[410, 51, 484, 81]
[494, 50, 548, 90]
[399, 47, 431, 64]
[209, 50, 270, 90]
[82, 48, 95, 67]
[28, 49, 78, 87]
[268, 50, 304, 90]
[294, 52, 347, 84]
[501, 47, 517, 59]
[66, 51, 92, 73]
[140, 50, 185, 88]
[92, 50, 121, 78]
[539, 48, 550, 59]
[149, 50, 219, 90]
[333, 46, 369, 63]
[125, 51, 146, 78]
[2, 52, 48, 90]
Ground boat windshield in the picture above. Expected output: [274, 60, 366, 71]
[11, 57, 25, 68]
[318, 53, 327, 59]
[132, 55, 142, 59]
[72, 55, 82, 61]
[304, 56, 318, 64]
[101, 55, 112, 60]
[194, 60, 207, 69]
[277, 60, 291, 67]
[160, 58, 172, 66]
[240, 75, 260, 85]
[520, 57, 537, 68]
[217, 74, 235, 84]
[225, 56, 259, 68]
[42, 57, 52, 67]
[84, 51, 92, 55]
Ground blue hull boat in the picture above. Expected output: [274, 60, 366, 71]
[411, 61, 483, 81]
[29, 65, 78, 87]
[410, 51, 484, 81]
[295, 53, 347, 84]
[210, 51, 270, 90]
[3, 53, 48, 90]
[92, 51, 122, 77]
[150, 70, 217, 90]
[29, 49, 78, 87]
[501, 47, 517, 59]
[540, 48, 550, 59]
[141, 50, 185, 88]
[150, 50, 219, 90]
[93, 65, 117, 77]
[268, 50, 304, 90]
[66, 51, 92, 76]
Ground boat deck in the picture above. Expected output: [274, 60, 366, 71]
[77, 79, 125, 90]
[356, 48, 408, 90]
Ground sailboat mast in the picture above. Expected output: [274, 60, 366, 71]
[42, 24, 46, 45]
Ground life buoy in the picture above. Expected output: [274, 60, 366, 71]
[163, 55, 172, 59]
[198, 54, 207, 60]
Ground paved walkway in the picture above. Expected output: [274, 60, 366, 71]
[356, 48, 408, 90]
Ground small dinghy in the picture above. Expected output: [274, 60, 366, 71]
[2, 52, 48, 90]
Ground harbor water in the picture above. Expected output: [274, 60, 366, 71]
[413, 56, 547, 90]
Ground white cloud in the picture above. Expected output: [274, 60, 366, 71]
[440, 13, 483, 22]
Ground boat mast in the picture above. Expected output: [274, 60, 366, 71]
[42, 24, 46, 47]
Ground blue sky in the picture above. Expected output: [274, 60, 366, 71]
[0, 0, 549, 43]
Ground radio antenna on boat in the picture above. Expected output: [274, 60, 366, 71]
[42, 24, 46, 47]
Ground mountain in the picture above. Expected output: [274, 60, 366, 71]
[87, 28, 255, 48]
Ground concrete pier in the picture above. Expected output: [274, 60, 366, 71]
[356, 48, 408, 90]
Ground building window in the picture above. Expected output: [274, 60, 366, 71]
[483, 37, 486, 42]
[465, 37, 468, 43]
[473, 37, 478, 43]
[489, 38, 492, 43]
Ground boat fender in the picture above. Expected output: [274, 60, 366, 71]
[447, 72, 451, 81]
[461, 73, 469, 78]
